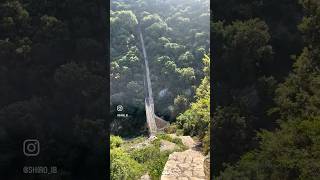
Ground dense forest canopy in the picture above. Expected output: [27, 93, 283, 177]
[212, 0, 320, 179]
[0, 0, 107, 179]
[110, 0, 209, 137]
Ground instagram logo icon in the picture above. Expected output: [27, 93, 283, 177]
[23, 139, 40, 156]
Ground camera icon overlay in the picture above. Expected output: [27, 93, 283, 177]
[23, 139, 40, 156]
[117, 105, 124, 112]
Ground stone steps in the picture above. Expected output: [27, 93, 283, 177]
[161, 135, 206, 180]
[161, 149, 206, 180]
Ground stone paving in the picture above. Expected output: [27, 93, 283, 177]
[168, 134, 197, 149]
[161, 136, 206, 180]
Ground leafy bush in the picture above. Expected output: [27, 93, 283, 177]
[176, 129, 184, 136]
[157, 133, 173, 142]
[111, 148, 144, 180]
[202, 129, 210, 155]
[164, 124, 178, 134]
[130, 145, 170, 179]
[171, 137, 182, 145]
[110, 135, 123, 149]
[130, 146, 160, 164]
[177, 55, 210, 153]
[146, 151, 170, 179]
[151, 138, 162, 148]
[156, 134, 187, 150]
[171, 137, 186, 150]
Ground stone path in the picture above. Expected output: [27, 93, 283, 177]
[160, 140, 178, 152]
[141, 173, 151, 180]
[130, 136, 157, 150]
[168, 134, 197, 149]
[161, 136, 206, 180]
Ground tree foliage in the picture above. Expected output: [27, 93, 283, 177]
[111, 148, 144, 180]
[216, 0, 320, 179]
[110, 0, 209, 135]
[177, 55, 210, 154]
[0, 0, 107, 178]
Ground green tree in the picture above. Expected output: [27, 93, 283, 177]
[212, 18, 275, 175]
[178, 51, 195, 67]
[218, 117, 320, 180]
[273, 0, 320, 120]
[217, 1, 320, 179]
[177, 55, 210, 153]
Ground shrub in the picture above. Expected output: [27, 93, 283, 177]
[157, 133, 173, 142]
[202, 129, 210, 155]
[176, 129, 184, 136]
[171, 137, 187, 150]
[130, 145, 170, 179]
[152, 138, 162, 148]
[157, 134, 187, 151]
[111, 148, 144, 180]
[110, 135, 123, 149]
[146, 151, 170, 179]
[164, 124, 177, 134]
[130, 145, 160, 163]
